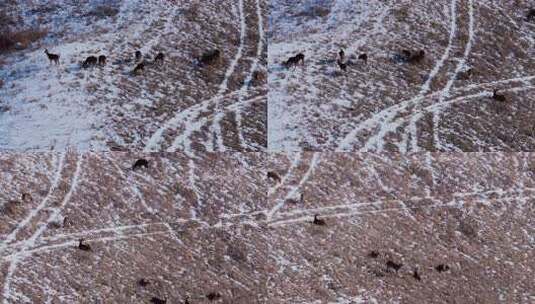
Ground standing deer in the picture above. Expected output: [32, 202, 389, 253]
[44, 49, 60, 65]
[312, 214, 326, 226]
[386, 260, 403, 272]
[267, 171, 281, 183]
[284, 53, 305, 69]
[413, 268, 422, 281]
[200, 49, 221, 65]
[82, 56, 98, 68]
[135, 50, 143, 62]
[78, 239, 91, 251]
[526, 9, 535, 21]
[133, 62, 145, 75]
[98, 55, 107, 66]
[358, 53, 368, 64]
[154, 52, 165, 65]
[492, 89, 506, 102]
[132, 158, 149, 170]
[339, 49, 345, 61]
[337, 59, 347, 72]
[150, 297, 166, 304]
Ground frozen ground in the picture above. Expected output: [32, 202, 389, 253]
[1, 152, 533, 303]
[269, 0, 535, 152]
[0, 0, 267, 152]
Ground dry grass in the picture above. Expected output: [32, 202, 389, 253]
[0, 28, 47, 53]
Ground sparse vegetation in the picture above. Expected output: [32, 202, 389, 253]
[0, 28, 47, 53]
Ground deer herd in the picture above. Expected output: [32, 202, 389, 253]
[279, 7, 535, 105]
[43, 47, 220, 77]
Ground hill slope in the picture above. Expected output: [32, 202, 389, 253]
[0, 0, 267, 152]
[269, 0, 535, 152]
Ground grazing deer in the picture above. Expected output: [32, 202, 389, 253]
[312, 214, 326, 226]
[401, 49, 412, 60]
[284, 53, 305, 69]
[413, 268, 421, 281]
[138, 278, 150, 287]
[82, 56, 98, 68]
[132, 158, 149, 170]
[386, 260, 403, 272]
[206, 292, 221, 301]
[98, 55, 107, 66]
[150, 297, 166, 304]
[200, 49, 221, 65]
[459, 67, 473, 80]
[339, 49, 345, 61]
[337, 59, 347, 72]
[154, 52, 165, 65]
[368, 250, 379, 258]
[407, 50, 425, 63]
[44, 49, 60, 65]
[492, 89, 506, 102]
[267, 171, 281, 183]
[358, 53, 368, 64]
[78, 239, 91, 251]
[527, 9, 535, 21]
[21, 193, 33, 202]
[135, 50, 143, 62]
[435, 264, 450, 272]
[133, 62, 145, 75]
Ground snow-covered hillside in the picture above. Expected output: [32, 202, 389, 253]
[269, 0, 535, 152]
[266, 152, 534, 303]
[0, 152, 533, 303]
[0, 152, 267, 303]
[0, 0, 267, 152]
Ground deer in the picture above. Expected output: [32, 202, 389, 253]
[339, 49, 345, 61]
[435, 264, 450, 272]
[132, 158, 149, 170]
[337, 59, 347, 72]
[133, 62, 145, 75]
[284, 53, 305, 69]
[135, 50, 143, 62]
[527, 9, 535, 21]
[154, 52, 165, 65]
[267, 171, 281, 183]
[358, 53, 368, 64]
[312, 214, 326, 226]
[492, 89, 506, 102]
[413, 268, 421, 281]
[98, 55, 107, 66]
[406, 50, 425, 63]
[78, 239, 91, 251]
[138, 278, 150, 287]
[368, 250, 379, 258]
[386, 260, 403, 272]
[82, 56, 98, 68]
[44, 49, 60, 65]
[150, 297, 166, 304]
[200, 49, 221, 65]
[206, 292, 221, 301]
[21, 193, 33, 202]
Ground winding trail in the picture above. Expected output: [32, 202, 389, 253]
[2, 155, 84, 304]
